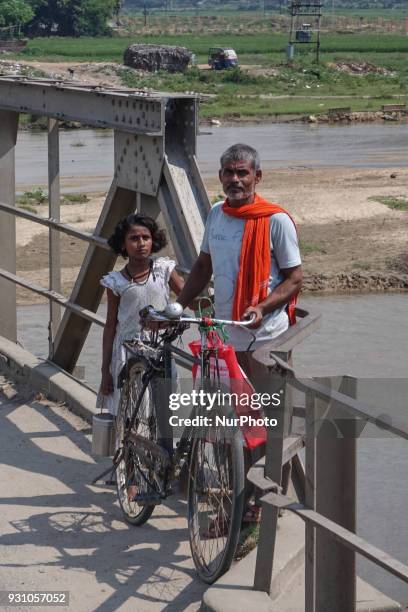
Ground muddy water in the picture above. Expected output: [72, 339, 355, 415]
[16, 293, 408, 605]
[16, 122, 408, 191]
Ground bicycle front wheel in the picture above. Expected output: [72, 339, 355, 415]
[188, 404, 245, 583]
[115, 361, 158, 526]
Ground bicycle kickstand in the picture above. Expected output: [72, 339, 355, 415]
[91, 465, 116, 486]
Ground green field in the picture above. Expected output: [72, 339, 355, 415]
[15, 33, 408, 62]
[10, 32, 408, 120]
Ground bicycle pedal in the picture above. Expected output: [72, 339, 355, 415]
[132, 492, 162, 506]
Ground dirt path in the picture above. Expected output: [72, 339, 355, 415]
[14, 166, 408, 304]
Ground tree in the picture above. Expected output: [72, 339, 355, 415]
[26, 0, 117, 36]
[0, 0, 33, 27]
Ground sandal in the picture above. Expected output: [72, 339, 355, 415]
[127, 485, 138, 502]
[202, 514, 230, 539]
[242, 504, 262, 524]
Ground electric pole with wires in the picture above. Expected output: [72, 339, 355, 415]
[287, 0, 323, 63]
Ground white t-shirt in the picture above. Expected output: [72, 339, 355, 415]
[201, 202, 301, 351]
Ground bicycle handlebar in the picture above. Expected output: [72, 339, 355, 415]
[140, 304, 256, 328]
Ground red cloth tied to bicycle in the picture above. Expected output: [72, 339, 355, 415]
[189, 332, 267, 450]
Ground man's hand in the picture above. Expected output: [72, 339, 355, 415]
[242, 305, 263, 328]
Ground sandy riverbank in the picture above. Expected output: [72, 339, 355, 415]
[15, 166, 408, 305]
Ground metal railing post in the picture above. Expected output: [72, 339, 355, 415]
[48, 118, 61, 358]
[0, 110, 19, 342]
[315, 376, 357, 612]
[253, 350, 291, 593]
[305, 389, 316, 612]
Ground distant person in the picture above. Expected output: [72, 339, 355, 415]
[177, 143, 302, 525]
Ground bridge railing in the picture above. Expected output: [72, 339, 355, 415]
[0, 77, 211, 373]
[249, 340, 408, 611]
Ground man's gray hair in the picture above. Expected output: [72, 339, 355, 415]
[220, 143, 261, 171]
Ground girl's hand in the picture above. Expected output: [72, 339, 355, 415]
[101, 371, 114, 395]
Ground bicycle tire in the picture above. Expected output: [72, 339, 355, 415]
[115, 361, 158, 526]
[188, 403, 245, 583]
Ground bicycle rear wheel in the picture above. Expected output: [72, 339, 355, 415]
[115, 361, 158, 526]
[188, 404, 245, 583]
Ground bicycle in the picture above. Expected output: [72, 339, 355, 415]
[112, 303, 256, 583]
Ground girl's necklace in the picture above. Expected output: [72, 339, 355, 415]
[125, 260, 152, 285]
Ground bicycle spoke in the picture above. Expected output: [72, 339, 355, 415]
[115, 362, 159, 525]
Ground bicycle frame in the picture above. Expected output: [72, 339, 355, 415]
[116, 309, 256, 490]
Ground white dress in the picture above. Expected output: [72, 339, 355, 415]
[96, 256, 176, 415]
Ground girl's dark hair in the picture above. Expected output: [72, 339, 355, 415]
[107, 214, 167, 258]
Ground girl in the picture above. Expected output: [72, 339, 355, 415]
[96, 213, 184, 416]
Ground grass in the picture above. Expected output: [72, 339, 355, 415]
[300, 241, 327, 256]
[211, 194, 224, 204]
[18, 203, 38, 213]
[7, 30, 408, 120]
[352, 261, 371, 271]
[16, 189, 89, 206]
[63, 193, 89, 204]
[17, 188, 47, 206]
[368, 195, 408, 211]
[11, 33, 408, 63]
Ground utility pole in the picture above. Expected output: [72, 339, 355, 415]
[288, 0, 323, 64]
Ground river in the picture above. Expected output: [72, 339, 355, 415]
[15, 121, 408, 191]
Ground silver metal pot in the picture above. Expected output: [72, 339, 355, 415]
[92, 412, 115, 457]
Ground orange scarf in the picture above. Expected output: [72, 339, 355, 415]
[222, 193, 298, 325]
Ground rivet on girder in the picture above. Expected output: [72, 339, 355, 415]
[139, 145, 143, 152]
[123, 148, 127, 154]
[122, 115, 126, 122]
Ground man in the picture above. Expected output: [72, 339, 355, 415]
[177, 143, 302, 522]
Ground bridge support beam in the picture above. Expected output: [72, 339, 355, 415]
[313, 376, 357, 612]
[0, 110, 19, 342]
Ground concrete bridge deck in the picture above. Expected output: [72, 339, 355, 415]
[0, 374, 206, 612]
